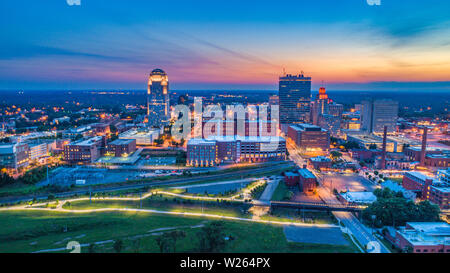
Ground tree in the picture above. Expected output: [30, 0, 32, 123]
[197, 221, 227, 252]
[113, 239, 123, 253]
[131, 238, 141, 253]
[342, 141, 360, 150]
[154, 137, 164, 146]
[363, 188, 440, 227]
[155, 234, 174, 253]
[369, 144, 377, 150]
[167, 230, 186, 252]
[330, 151, 342, 161]
[88, 243, 96, 253]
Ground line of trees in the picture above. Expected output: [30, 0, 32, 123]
[154, 221, 228, 253]
[362, 188, 441, 228]
[0, 166, 48, 187]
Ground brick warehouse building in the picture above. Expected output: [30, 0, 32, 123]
[402, 172, 450, 209]
[64, 136, 105, 163]
[287, 124, 330, 152]
[284, 172, 300, 187]
[106, 139, 136, 157]
[298, 169, 317, 195]
[404, 147, 450, 168]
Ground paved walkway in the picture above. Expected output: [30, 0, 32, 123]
[259, 179, 280, 202]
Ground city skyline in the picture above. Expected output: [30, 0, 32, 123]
[1, 0, 450, 91]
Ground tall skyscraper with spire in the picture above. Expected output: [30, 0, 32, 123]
[147, 68, 169, 126]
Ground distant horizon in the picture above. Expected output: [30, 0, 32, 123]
[0, 79, 449, 93]
[1, 87, 449, 93]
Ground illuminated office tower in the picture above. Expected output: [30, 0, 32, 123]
[279, 73, 311, 125]
[147, 68, 169, 126]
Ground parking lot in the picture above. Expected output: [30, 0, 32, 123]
[284, 226, 349, 246]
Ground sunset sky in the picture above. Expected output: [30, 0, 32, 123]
[1, 0, 450, 91]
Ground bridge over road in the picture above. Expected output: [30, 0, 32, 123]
[253, 200, 366, 212]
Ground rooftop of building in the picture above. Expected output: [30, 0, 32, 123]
[187, 139, 217, 146]
[406, 146, 446, 152]
[28, 142, 49, 148]
[70, 136, 103, 146]
[109, 139, 135, 145]
[426, 153, 450, 159]
[297, 168, 316, 179]
[437, 168, 450, 177]
[386, 136, 421, 145]
[150, 68, 166, 75]
[309, 156, 331, 162]
[203, 135, 286, 143]
[279, 74, 311, 80]
[119, 129, 159, 137]
[0, 144, 15, 154]
[65, 125, 92, 133]
[285, 171, 299, 177]
[431, 185, 450, 193]
[347, 134, 385, 143]
[340, 191, 377, 203]
[290, 124, 325, 132]
[405, 171, 434, 181]
[398, 222, 450, 246]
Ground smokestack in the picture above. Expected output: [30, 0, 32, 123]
[420, 127, 428, 166]
[381, 125, 387, 169]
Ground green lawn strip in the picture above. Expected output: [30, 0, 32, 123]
[0, 210, 356, 253]
[377, 236, 400, 253]
[0, 210, 203, 253]
[387, 177, 403, 184]
[341, 233, 362, 253]
[0, 183, 42, 198]
[271, 181, 290, 201]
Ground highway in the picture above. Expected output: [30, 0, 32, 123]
[0, 162, 294, 205]
[287, 141, 390, 253]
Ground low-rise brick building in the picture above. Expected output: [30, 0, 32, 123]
[288, 124, 330, 152]
[394, 222, 450, 253]
[298, 169, 317, 195]
[106, 139, 136, 157]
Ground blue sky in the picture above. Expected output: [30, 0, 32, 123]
[1, 0, 449, 91]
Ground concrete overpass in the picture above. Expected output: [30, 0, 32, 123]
[253, 200, 366, 212]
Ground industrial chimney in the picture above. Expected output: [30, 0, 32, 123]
[420, 127, 428, 166]
[380, 125, 387, 169]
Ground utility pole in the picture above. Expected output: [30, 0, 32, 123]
[89, 186, 92, 204]
[140, 191, 142, 208]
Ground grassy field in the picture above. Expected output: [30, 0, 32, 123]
[0, 183, 42, 198]
[387, 177, 403, 184]
[271, 182, 291, 201]
[0, 210, 357, 253]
